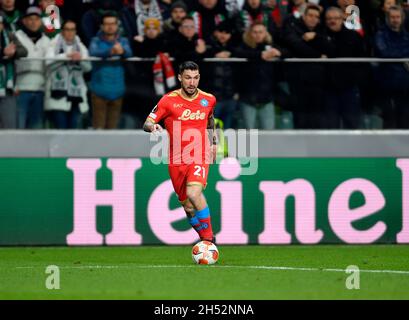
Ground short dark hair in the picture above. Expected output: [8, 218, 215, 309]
[381, 0, 397, 9]
[215, 19, 233, 33]
[387, 5, 405, 25]
[62, 20, 76, 30]
[171, 1, 188, 12]
[179, 61, 199, 75]
[102, 11, 118, 24]
[304, 3, 321, 16]
[180, 16, 194, 24]
[250, 21, 267, 30]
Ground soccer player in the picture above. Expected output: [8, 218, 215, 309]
[143, 61, 217, 243]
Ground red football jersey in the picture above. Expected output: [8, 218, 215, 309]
[147, 89, 217, 165]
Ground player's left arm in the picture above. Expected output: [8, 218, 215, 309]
[207, 98, 217, 163]
[207, 112, 217, 145]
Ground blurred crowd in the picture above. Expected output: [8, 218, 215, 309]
[0, 0, 409, 130]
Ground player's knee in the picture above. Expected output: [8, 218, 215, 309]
[186, 188, 201, 203]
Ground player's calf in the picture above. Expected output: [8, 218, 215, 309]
[183, 198, 214, 242]
[183, 201, 202, 236]
[195, 206, 214, 242]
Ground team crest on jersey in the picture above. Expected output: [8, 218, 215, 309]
[200, 98, 209, 107]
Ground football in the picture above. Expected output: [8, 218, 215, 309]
[192, 241, 219, 265]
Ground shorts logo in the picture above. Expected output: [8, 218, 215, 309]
[200, 98, 209, 107]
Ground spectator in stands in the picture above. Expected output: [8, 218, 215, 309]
[323, 6, 365, 128]
[271, 0, 295, 23]
[134, 17, 165, 56]
[169, 16, 207, 66]
[82, 0, 137, 46]
[261, 0, 292, 29]
[404, 2, 409, 31]
[282, 0, 307, 33]
[283, 4, 332, 128]
[128, 0, 174, 20]
[89, 12, 132, 129]
[132, 17, 174, 125]
[289, 0, 308, 17]
[163, 1, 187, 43]
[374, 5, 409, 128]
[1, 0, 22, 32]
[44, 20, 91, 129]
[157, 0, 174, 20]
[0, 14, 28, 129]
[190, 0, 228, 42]
[206, 20, 238, 129]
[236, 0, 278, 38]
[15, 7, 50, 129]
[134, 0, 164, 36]
[375, 0, 397, 31]
[224, 0, 245, 18]
[235, 22, 284, 129]
[343, 0, 378, 119]
[204, 0, 248, 19]
[61, 0, 95, 39]
[374, 0, 409, 32]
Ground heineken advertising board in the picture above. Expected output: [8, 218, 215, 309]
[0, 158, 408, 245]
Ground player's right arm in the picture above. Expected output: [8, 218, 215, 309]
[143, 119, 163, 133]
[143, 97, 169, 133]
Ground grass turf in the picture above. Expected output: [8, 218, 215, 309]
[0, 245, 409, 299]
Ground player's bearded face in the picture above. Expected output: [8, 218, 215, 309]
[179, 70, 200, 96]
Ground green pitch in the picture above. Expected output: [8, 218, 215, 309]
[1, 245, 409, 300]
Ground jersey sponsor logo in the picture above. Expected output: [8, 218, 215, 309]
[200, 98, 209, 107]
[178, 109, 206, 121]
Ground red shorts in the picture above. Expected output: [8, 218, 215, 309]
[168, 163, 209, 203]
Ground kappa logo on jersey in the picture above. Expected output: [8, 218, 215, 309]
[200, 98, 209, 107]
[178, 109, 206, 121]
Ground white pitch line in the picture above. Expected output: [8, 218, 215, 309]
[12, 265, 409, 275]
